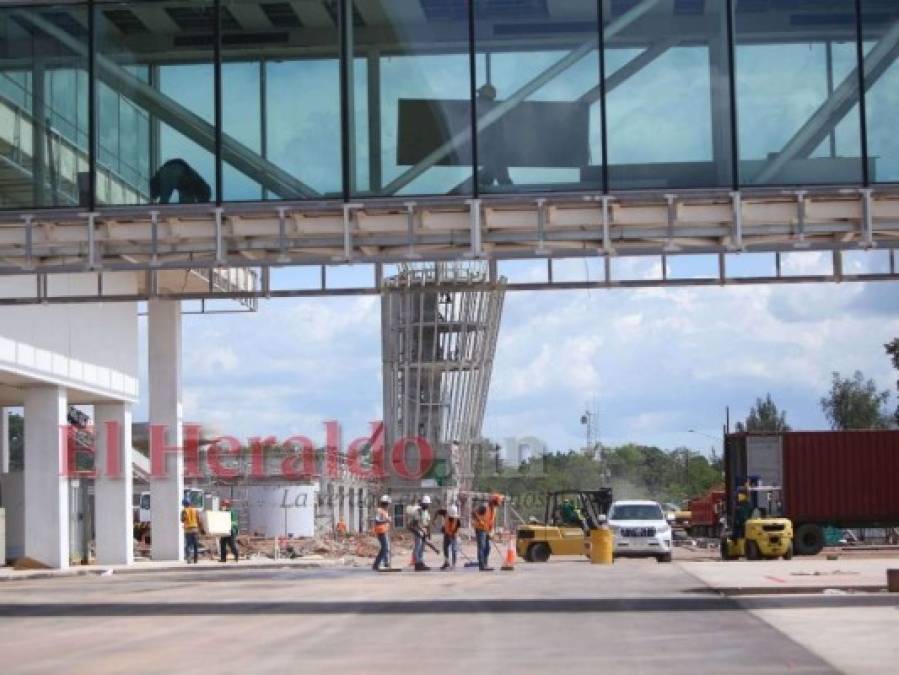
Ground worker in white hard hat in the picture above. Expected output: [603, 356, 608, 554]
[372, 495, 392, 571]
[408, 495, 432, 571]
[441, 505, 461, 570]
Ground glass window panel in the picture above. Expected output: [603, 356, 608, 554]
[95, 1, 215, 206]
[0, 4, 89, 209]
[733, 0, 863, 186]
[605, 0, 732, 190]
[351, 0, 473, 198]
[474, 0, 601, 194]
[862, 1, 899, 183]
[220, 0, 342, 201]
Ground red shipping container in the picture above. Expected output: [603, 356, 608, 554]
[782, 430, 899, 527]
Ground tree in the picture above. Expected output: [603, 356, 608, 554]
[735, 394, 790, 432]
[885, 339, 899, 424]
[820, 370, 890, 430]
[7, 412, 23, 471]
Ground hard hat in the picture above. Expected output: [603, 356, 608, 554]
[181, 498, 191, 507]
[448, 505, 459, 518]
[489, 493, 503, 505]
[379, 494, 391, 504]
[421, 495, 431, 505]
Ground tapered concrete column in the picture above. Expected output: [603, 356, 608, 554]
[23, 386, 68, 569]
[94, 403, 133, 565]
[1, 408, 9, 474]
[148, 299, 183, 562]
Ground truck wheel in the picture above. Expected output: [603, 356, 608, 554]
[782, 546, 793, 560]
[746, 540, 760, 560]
[794, 524, 825, 556]
[657, 553, 672, 563]
[529, 543, 551, 563]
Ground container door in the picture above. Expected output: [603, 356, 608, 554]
[746, 435, 784, 488]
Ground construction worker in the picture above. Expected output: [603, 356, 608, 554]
[219, 500, 239, 563]
[441, 505, 461, 570]
[372, 495, 392, 571]
[473, 493, 502, 571]
[336, 517, 348, 537]
[733, 490, 753, 540]
[561, 498, 590, 533]
[181, 498, 200, 564]
[408, 495, 432, 571]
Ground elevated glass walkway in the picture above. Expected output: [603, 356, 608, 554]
[0, 0, 898, 301]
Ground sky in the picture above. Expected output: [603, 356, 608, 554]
[132, 250, 899, 460]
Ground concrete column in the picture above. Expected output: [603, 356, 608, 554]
[1, 408, 9, 474]
[94, 403, 133, 565]
[23, 386, 68, 569]
[148, 300, 183, 561]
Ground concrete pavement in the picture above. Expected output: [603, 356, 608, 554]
[680, 558, 894, 594]
[0, 557, 842, 674]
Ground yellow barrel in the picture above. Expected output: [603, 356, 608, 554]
[590, 528, 614, 565]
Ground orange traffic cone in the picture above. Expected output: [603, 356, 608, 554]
[501, 539, 517, 571]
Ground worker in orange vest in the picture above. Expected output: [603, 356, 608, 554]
[372, 495, 392, 571]
[181, 498, 201, 564]
[472, 493, 503, 571]
[441, 505, 461, 570]
[336, 517, 348, 537]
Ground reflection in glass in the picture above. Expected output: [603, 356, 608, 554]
[605, 0, 733, 189]
[0, 4, 89, 208]
[350, 0, 472, 198]
[861, 1, 899, 183]
[733, 0, 863, 186]
[474, 0, 602, 193]
[95, 1, 215, 205]
[221, 0, 342, 201]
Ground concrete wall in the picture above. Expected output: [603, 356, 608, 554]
[0, 507, 6, 565]
[0, 272, 139, 400]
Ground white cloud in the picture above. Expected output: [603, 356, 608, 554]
[132, 275, 899, 456]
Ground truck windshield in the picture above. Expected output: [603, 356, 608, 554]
[610, 504, 663, 521]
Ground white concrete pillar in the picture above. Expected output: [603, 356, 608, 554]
[23, 386, 69, 569]
[94, 402, 133, 565]
[148, 299, 183, 562]
[1, 407, 9, 474]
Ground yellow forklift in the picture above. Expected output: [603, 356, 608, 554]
[516, 489, 613, 562]
[721, 485, 793, 561]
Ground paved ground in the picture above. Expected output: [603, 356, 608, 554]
[681, 558, 896, 593]
[1, 553, 876, 675]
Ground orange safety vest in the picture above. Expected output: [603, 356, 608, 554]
[473, 505, 495, 532]
[373, 507, 390, 535]
[444, 517, 460, 537]
[181, 507, 199, 532]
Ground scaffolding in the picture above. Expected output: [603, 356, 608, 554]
[380, 262, 505, 502]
